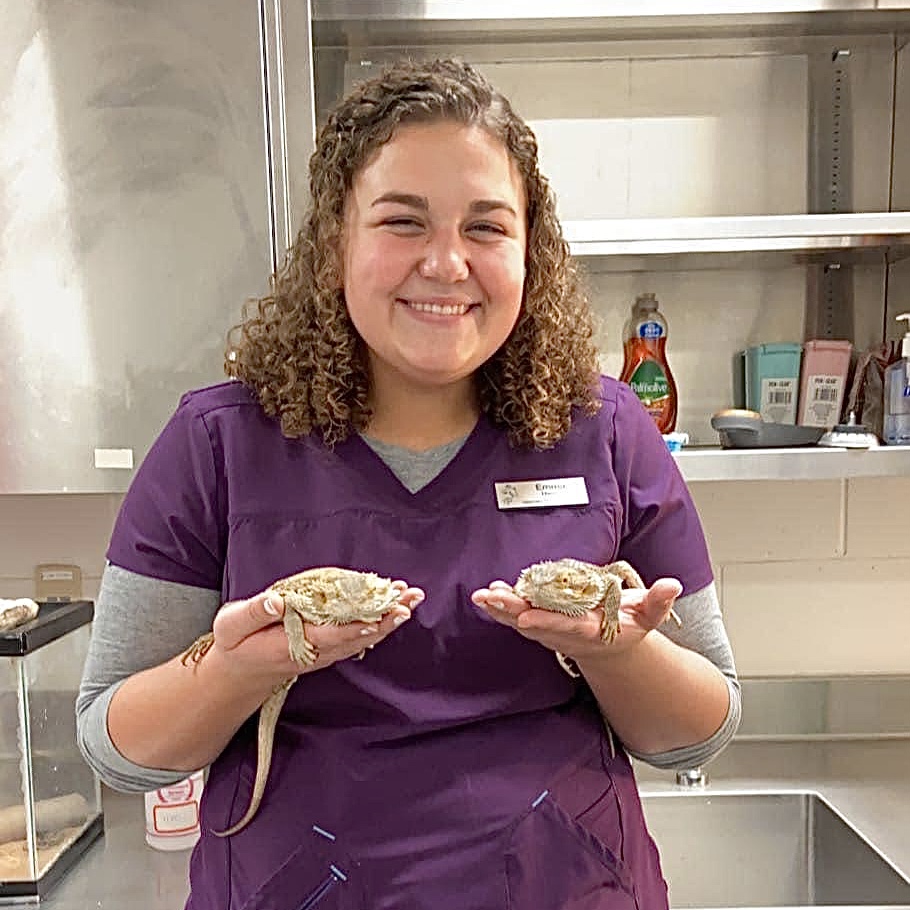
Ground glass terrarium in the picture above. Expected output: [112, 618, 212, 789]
[0, 601, 103, 902]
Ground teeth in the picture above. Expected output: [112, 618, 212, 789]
[407, 301, 471, 316]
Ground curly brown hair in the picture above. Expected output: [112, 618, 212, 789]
[227, 57, 601, 448]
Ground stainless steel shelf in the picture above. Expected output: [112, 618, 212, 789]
[674, 445, 910, 482]
[563, 212, 910, 261]
[313, 1, 910, 45]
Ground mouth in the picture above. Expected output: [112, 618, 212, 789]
[399, 298, 478, 317]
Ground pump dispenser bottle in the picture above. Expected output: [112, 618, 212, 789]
[619, 292, 678, 432]
[883, 313, 910, 445]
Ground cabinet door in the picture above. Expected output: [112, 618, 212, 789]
[0, 0, 273, 493]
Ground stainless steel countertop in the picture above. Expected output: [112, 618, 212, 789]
[26, 739, 910, 909]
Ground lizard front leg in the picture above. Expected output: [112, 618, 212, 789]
[281, 598, 319, 667]
[598, 574, 624, 646]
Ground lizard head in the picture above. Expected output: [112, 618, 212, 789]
[513, 558, 606, 614]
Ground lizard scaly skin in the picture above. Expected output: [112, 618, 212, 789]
[513, 558, 681, 677]
[180, 567, 402, 836]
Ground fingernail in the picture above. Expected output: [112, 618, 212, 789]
[361, 625, 379, 635]
[489, 599, 505, 611]
[393, 610, 411, 627]
[411, 592, 425, 605]
[263, 596, 280, 616]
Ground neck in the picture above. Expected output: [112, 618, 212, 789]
[366, 373, 480, 451]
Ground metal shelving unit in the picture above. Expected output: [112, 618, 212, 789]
[309, 0, 910, 484]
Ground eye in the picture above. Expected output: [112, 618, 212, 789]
[381, 216, 424, 233]
[467, 221, 507, 236]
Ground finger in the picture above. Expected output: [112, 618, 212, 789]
[515, 607, 598, 638]
[396, 587, 425, 609]
[383, 605, 413, 631]
[212, 591, 284, 650]
[471, 588, 527, 621]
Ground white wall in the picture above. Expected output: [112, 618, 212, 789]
[1, 479, 908, 678]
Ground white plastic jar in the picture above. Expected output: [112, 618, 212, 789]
[144, 770, 205, 851]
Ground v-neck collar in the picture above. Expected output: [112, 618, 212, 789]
[333, 414, 501, 512]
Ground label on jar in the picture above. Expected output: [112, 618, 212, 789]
[759, 378, 797, 424]
[145, 772, 203, 836]
[801, 374, 845, 427]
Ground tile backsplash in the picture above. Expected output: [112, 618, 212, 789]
[1, 477, 908, 677]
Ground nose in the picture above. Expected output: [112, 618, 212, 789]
[417, 228, 470, 283]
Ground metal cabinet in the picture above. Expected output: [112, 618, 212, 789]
[0, 0, 276, 492]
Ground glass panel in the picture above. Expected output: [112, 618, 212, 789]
[23, 626, 99, 881]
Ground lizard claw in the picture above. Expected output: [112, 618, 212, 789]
[180, 632, 215, 668]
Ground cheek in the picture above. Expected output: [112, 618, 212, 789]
[348, 239, 413, 292]
[485, 251, 526, 308]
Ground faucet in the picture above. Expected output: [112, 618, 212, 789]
[675, 766, 708, 788]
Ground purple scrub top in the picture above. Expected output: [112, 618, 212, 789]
[109, 376, 713, 910]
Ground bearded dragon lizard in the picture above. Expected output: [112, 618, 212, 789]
[180, 566, 402, 836]
[513, 558, 682, 677]
[0, 598, 40, 631]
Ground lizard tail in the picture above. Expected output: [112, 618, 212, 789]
[213, 679, 295, 837]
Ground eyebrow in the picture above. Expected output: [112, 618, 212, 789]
[370, 192, 518, 217]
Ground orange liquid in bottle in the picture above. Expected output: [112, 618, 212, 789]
[619, 294, 678, 433]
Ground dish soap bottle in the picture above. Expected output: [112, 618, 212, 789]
[883, 312, 910, 445]
[619, 292, 678, 432]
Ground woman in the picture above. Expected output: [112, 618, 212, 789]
[78, 58, 740, 909]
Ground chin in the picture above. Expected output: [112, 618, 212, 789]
[403, 363, 476, 386]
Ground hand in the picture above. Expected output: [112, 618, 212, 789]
[207, 580, 425, 681]
[471, 576, 682, 665]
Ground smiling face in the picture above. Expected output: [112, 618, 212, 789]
[341, 121, 528, 399]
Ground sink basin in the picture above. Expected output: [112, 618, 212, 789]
[640, 790, 910, 908]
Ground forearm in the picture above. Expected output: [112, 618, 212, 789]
[576, 630, 731, 757]
[107, 648, 281, 773]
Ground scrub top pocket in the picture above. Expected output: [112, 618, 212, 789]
[239, 827, 364, 910]
[504, 792, 637, 910]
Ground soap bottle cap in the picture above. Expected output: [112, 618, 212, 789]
[634, 292, 658, 311]
[898, 312, 910, 358]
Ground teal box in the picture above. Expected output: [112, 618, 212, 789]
[745, 343, 803, 424]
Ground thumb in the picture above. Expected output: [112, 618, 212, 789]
[212, 590, 285, 650]
[635, 577, 683, 631]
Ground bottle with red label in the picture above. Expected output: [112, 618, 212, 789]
[619, 292, 678, 433]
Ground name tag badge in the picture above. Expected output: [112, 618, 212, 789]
[495, 476, 589, 510]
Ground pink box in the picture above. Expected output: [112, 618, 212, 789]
[797, 340, 853, 428]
